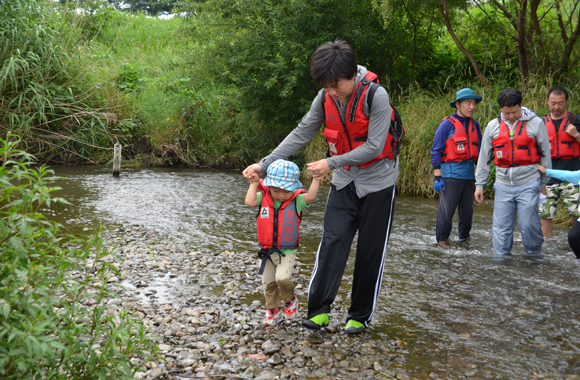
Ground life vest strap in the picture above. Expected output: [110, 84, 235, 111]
[257, 248, 286, 275]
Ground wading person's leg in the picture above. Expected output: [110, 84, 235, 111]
[567, 220, 580, 259]
[516, 178, 543, 254]
[492, 182, 517, 255]
[457, 179, 475, 241]
[303, 183, 359, 329]
[346, 185, 395, 334]
[436, 178, 463, 244]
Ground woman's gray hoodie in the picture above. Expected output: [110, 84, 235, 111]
[475, 114, 552, 189]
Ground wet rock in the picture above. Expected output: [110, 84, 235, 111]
[266, 356, 282, 366]
[145, 361, 158, 369]
[179, 359, 196, 368]
[261, 340, 281, 355]
[254, 371, 276, 380]
[149, 367, 167, 379]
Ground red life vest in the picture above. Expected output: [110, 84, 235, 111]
[543, 113, 580, 159]
[441, 116, 480, 163]
[492, 118, 541, 168]
[322, 71, 396, 169]
[256, 181, 304, 250]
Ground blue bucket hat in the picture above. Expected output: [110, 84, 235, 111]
[263, 159, 303, 191]
[450, 88, 483, 108]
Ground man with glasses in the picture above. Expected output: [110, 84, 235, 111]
[539, 86, 580, 239]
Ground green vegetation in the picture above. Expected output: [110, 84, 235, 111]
[1, 0, 580, 196]
[0, 134, 156, 379]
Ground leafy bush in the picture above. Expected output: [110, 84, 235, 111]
[0, 135, 156, 379]
[117, 63, 141, 91]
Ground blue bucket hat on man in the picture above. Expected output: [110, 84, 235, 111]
[450, 88, 483, 108]
[263, 159, 303, 191]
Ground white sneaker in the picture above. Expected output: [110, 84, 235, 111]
[264, 308, 283, 325]
[284, 296, 299, 320]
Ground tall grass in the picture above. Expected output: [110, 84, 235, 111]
[0, 0, 119, 163]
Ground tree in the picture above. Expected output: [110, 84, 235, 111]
[471, 0, 580, 80]
[107, 0, 176, 15]
[373, 0, 445, 84]
[180, 0, 426, 139]
[439, 0, 488, 84]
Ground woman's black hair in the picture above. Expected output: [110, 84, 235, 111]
[497, 88, 523, 108]
[310, 39, 357, 88]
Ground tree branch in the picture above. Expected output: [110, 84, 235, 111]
[530, 0, 548, 72]
[492, 0, 518, 30]
[556, 0, 569, 43]
[516, 0, 530, 81]
[439, 0, 488, 85]
[560, 0, 580, 74]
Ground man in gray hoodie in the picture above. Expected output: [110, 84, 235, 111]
[475, 89, 551, 255]
[243, 39, 398, 334]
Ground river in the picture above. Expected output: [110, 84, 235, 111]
[48, 166, 580, 379]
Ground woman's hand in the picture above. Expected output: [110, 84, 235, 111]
[307, 159, 330, 179]
[243, 164, 263, 179]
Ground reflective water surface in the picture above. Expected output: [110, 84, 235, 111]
[49, 166, 580, 379]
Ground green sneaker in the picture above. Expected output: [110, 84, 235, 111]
[301, 313, 329, 330]
[344, 319, 366, 335]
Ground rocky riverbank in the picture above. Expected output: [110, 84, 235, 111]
[93, 225, 412, 380]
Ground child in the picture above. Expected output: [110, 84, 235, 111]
[538, 164, 580, 259]
[245, 159, 321, 325]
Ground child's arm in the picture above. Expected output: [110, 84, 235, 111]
[539, 165, 580, 184]
[245, 173, 260, 207]
[304, 177, 321, 205]
[546, 168, 580, 185]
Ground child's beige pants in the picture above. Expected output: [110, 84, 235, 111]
[261, 253, 295, 309]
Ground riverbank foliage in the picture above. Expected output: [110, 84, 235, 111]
[0, 135, 157, 378]
[2, 0, 580, 197]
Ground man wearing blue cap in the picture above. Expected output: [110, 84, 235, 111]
[430, 88, 483, 246]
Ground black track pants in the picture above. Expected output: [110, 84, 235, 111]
[435, 178, 475, 243]
[568, 221, 580, 259]
[306, 182, 396, 326]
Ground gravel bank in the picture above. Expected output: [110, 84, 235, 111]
[93, 225, 412, 380]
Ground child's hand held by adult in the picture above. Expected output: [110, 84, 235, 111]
[243, 163, 263, 179]
[307, 159, 330, 179]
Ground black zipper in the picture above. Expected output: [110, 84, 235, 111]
[465, 119, 471, 159]
[511, 121, 519, 165]
[554, 115, 560, 158]
[272, 207, 279, 249]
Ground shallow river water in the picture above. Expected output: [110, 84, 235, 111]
[49, 166, 580, 379]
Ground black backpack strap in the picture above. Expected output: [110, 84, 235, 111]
[366, 82, 379, 111]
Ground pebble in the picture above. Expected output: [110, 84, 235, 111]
[78, 225, 409, 380]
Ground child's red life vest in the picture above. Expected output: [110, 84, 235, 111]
[322, 71, 396, 169]
[492, 118, 541, 168]
[441, 116, 480, 163]
[256, 181, 304, 250]
[543, 113, 580, 160]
